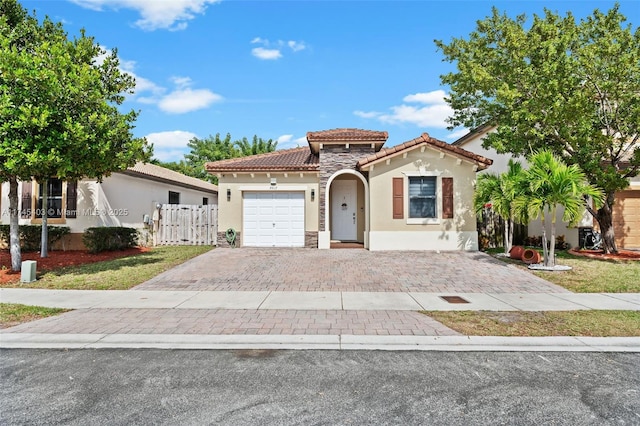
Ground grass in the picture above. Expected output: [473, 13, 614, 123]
[423, 310, 640, 337]
[486, 248, 640, 293]
[0, 303, 69, 329]
[6, 246, 212, 290]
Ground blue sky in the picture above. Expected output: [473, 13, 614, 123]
[22, 0, 640, 162]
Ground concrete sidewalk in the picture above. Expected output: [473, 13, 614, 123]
[1, 288, 640, 311]
[1, 288, 639, 351]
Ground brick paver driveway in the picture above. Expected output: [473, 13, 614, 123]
[135, 248, 568, 293]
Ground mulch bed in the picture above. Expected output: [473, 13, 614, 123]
[568, 248, 640, 261]
[0, 247, 150, 284]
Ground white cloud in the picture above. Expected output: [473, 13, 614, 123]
[354, 110, 382, 119]
[288, 40, 306, 52]
[70, 0, 220, 31]
[277, 134, 293, 144]
[276, 134, 307, 149]
[158, 88, 223, 114]
[146, 130, 197, 148]
[354, 90, 454, 129]
[250, 37, 307, 60]
[445, 128, 471, 141]
[251, 47, 282, 61]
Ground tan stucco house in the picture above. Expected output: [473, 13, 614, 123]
[0, 162, 218, 249]
[206, 128, 492, 250]
[453, 125, 640, 250]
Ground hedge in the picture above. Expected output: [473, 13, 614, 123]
[0, 225, 70, 252]
[82, 227, 138, 253]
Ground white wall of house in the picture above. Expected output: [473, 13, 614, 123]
[457, 129, 593, 249]
[365, 146, 479, 251]
[0, 173, 217, 249]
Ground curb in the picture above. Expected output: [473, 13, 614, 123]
[1, 333, 639, 352]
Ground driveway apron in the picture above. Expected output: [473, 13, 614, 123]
[2, 249, 570, 339]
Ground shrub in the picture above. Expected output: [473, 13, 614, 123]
[0, 225, 70, 252]
[523, 234, 570, 250]
[83, 227, 138, 253]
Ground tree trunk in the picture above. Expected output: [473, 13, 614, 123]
[40, 179, 48, 258]
[503, 218, 513, 255]
[596, 203, 617, 254]
[540, 216, 549, 267]
[8, 177, 22, 272]
[548, 219, 557, 267]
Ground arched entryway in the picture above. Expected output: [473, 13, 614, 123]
[323, 169, 369, 248]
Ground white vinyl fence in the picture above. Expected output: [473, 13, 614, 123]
[156, 204, 218, 246]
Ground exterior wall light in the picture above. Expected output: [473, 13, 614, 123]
[226, 188, 231, 201]
[311, 189, 315, 201]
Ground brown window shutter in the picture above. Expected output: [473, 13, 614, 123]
[21, 181, 32, 218]
[442, 177, 454, 219]
[392, 177, 404, 219]
[66, 181, 77, 218]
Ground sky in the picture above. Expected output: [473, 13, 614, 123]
[21, 0, 640, 162]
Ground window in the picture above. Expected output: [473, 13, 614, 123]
[21, 179, 77, 221]
[202, 197, 208, 205]
[168, 191, 180, 204]
[37, 179, 63, 218]
[409, 176, 436, 219]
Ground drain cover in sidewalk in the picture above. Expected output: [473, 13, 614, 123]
[440, 295, 470, 304]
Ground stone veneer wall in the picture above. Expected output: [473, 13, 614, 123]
[305, 231, 318, 248]
[217, 230, 241, 248]
[319, 145, 375, 231]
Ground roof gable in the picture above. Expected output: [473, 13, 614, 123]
[121, 162, 218, 194]
[307, 128, 388, 154]
[357, 133, 493, 170]
[205, 147, 319, 173]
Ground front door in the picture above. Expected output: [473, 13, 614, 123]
[331, 180, 357, 241]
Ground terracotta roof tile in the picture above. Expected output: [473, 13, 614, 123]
[205, 147, 319, 172]
[121, 162, 218, 193]
[306, 128, 388, 142]
[357, 133, 493, 170]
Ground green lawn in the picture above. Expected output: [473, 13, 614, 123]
[423, 310, 640, 337]
[4, 246, 212, 290]
[487, 248, 640, 293]
[0, 303, 68, 329]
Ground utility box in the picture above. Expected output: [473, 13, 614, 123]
[21, 260, 37, 283]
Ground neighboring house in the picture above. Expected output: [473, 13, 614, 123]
[0, 162, 218, 250]
[453, 125, 640, 250]
[206, 128, 492, 251]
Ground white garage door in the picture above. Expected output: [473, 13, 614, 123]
[243, 192, 305, 247]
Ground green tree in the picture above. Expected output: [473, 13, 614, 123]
[474, 159, 527, 255]
[1, 0, 151, 265]
[181, 133, 238, 183]
[234, 135, 278, 156]
[436, 4, 640, 253]
[514, 151, 603, 267]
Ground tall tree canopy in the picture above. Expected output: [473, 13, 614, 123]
[436, 4, 640, 253]
[157, 133, 277, 184]
[1, 0, 151, 266]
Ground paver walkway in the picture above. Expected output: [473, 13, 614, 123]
[135, 248, 568, 293]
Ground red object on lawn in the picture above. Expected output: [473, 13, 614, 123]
[522, 249, 541, 264]
[509, 246, 525, 260]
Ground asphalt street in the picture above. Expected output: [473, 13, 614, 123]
[1, 349, 639, 425]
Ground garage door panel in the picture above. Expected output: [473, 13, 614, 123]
[614, 190, 640, 249]
[243, 192, 305, 247]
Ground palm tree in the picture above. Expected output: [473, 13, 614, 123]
[474, 159, 527, 255]
[515, 150, 604, 267]
[235, 135, 278, 156]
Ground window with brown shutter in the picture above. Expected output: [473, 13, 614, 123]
[442, 177, 454, 219]
[20, 181, 32, 218]
[66, 181, 77, 218]
[392, 177, 404, 219]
